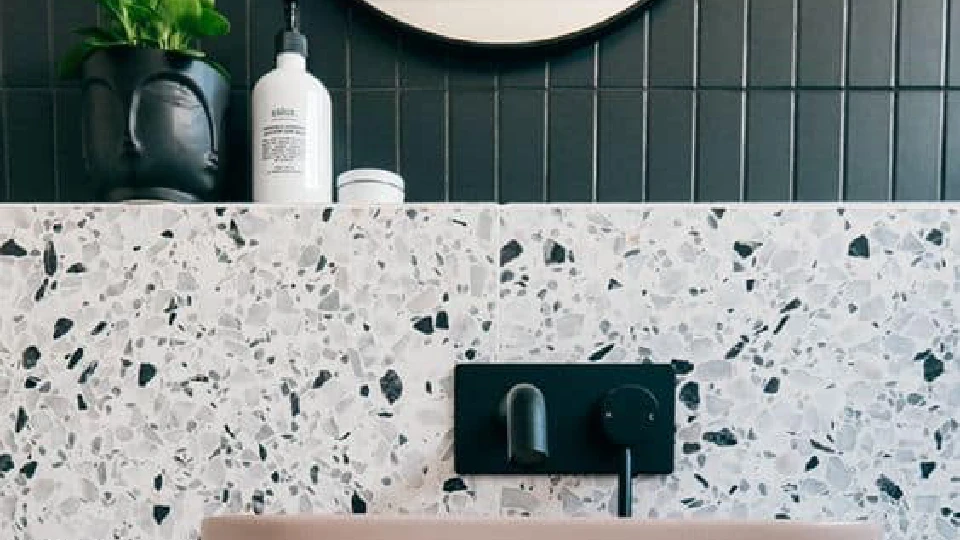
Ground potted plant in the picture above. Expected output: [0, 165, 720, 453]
[61, 0, 232, 202]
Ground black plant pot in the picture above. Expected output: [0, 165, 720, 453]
[82, 47, 230, 202]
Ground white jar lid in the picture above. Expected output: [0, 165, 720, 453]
[336, 169, 405, 191]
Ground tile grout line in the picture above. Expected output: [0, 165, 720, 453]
[939, 0, 951, 200]
[47, 0, 60, 201]
[641, 10, 651, 202]
[543, 62, 551, 202]
[493, 72, 501, 203]
[839, 0, 852, 201]
[690, 0, 701, 202]
[739, 0, 751, 202]
[789, 0, 799, 201]
[890, 0, 902, 200]
[591, 41, 600, 202]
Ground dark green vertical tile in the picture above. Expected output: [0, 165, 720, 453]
[399, 34, 447, 89]
[250, 0, 283, 86]
[899, 2, 947, 86]
[350, 4, 398, 88]
[204, 0, 249, 88]
[649, 0, 696, 86]
[0, 92, 6, 201]
[399, 90, 445, 202]
[748, 0, 796, 86]
[795, 91, 841, 201]
[350, 91, 396, 170]
[3, 0, 49, 86]
[745, 91, 793, 201]
[699, 0, 746, 87]
[549, 43, 596, 88]
[845, 91, 893, 201]
[499, 57, 547, 89]
[448, 51, 497, 89]
[950, 0, 960, 85]
[849, 0, 895, 86]
[599, 11, 646, 87]
[449, 91, 495, 201]
[697, 90, 743, 202]
[598, 90, 645, 202]
[895, 91, 943, 200]
[943, 92, 960, 199]
[500, 90, 545, 202]
[220, 90, 251, 202]
[331, 89, 348, 177]
[302, 0, 348, 89]
[548, 90, 594, 202]
[56, 89, 94, 202]
[7, 92, 55, 201]
[51, 0, 97, 87]
[797, 0, 845, 86]
[648, 89, 693, 201]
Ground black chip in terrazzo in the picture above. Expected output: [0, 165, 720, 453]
[15, 407, 28, 432]
[810, 439, 836, 453]
[227, 220, 246, 247]
[915, 350, 945, 382]
[154, 474, 163, 490]
[77, 394, 87, 411]
[703, 428, 737, 446]
[694, 473, 709, 488]
[0, 454, 13, 472]
[380, 370, 403, 404]
[34, 278, 48, 301]
[360, 385, 370, 397]
[733, 241, 760, 258]
[764, 377, 781, 394]
[161, 230, 174, 239]
[153, 505, 170, 525]
[24, 376, 39, 389]
[78, 361, 98, 384]
[53, 318, 74, 339]
[66, 262, 87, 273]
[67, 348, 83, 369]
[313, 370, 333, 388]
[679, 381, 700, 410]
[322, 208, 333, 222]
[464, 348, 477, 360]
[545, 240, 568, 265]
[138, 363, 157, 387]
[259, 444, 267, 461]
[413, 316, 434, 335]
[252, 491, 266, 515]
[91, 321, 108, 335]
[724, 340, 746, 359]
[442, 477, 468, 492]
[290, 393, 300, 416]
[0, 239, 27, 256]
[22, 346, 40, 369]
[780, 298, 802, 313]
[746, 279, 756, 292]
[921, 461, 936, 479]
[588, 343, 615, 361]
[310, 465, 320, 484]
[608, 278, 623, 290]
[848, 235, 870, 258]
[926, 229, 944, 246]
[351, 491, 367, 514]
[43, 241, 57, 276]
[805, 456, 819, 471]
[435, 311, 449, 330]
[682, 442, 701, 454]
[19, 461, 37, 479]
[500, 240, 523, 266]
[877, 475, 903, 500]
[773, 316, 790, 335]
[671, 359, 694, 375]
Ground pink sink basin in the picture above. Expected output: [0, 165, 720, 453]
[202, 515, 881, 540]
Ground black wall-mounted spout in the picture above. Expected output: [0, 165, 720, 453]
[500, 383, 548, 466]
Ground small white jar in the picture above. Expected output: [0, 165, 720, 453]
[336, 169, 405, 203]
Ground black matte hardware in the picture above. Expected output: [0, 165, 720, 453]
[600, 385, 662, 518]
[500, 383, 549, 466]
[455, 363, 675, 476]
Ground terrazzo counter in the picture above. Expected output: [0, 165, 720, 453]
[0, 204, 957, 540]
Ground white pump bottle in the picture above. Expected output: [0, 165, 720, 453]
[252, 0, 333, 203]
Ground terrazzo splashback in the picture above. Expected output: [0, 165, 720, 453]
[0, 204, 957, 540]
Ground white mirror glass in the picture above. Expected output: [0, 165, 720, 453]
[356, 0, 650, 46]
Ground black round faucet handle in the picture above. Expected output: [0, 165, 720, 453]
[600, 384, 660, 448]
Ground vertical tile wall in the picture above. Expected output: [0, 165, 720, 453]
[1, 0, 959, 203]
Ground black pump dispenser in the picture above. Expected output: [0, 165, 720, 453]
[277, 0, 308, 58]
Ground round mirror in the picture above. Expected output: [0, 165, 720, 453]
[356, 0, 654, 46]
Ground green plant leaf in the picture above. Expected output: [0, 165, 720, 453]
[59, 43, 94, 79]
[189, 6, 230, 37]
[159, 0, 202, 25]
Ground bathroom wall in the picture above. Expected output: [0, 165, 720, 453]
[3, 0, 960, 203]
[1, 204, 957, 540]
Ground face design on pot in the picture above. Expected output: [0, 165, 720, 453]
[83, 71, 220, 199]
